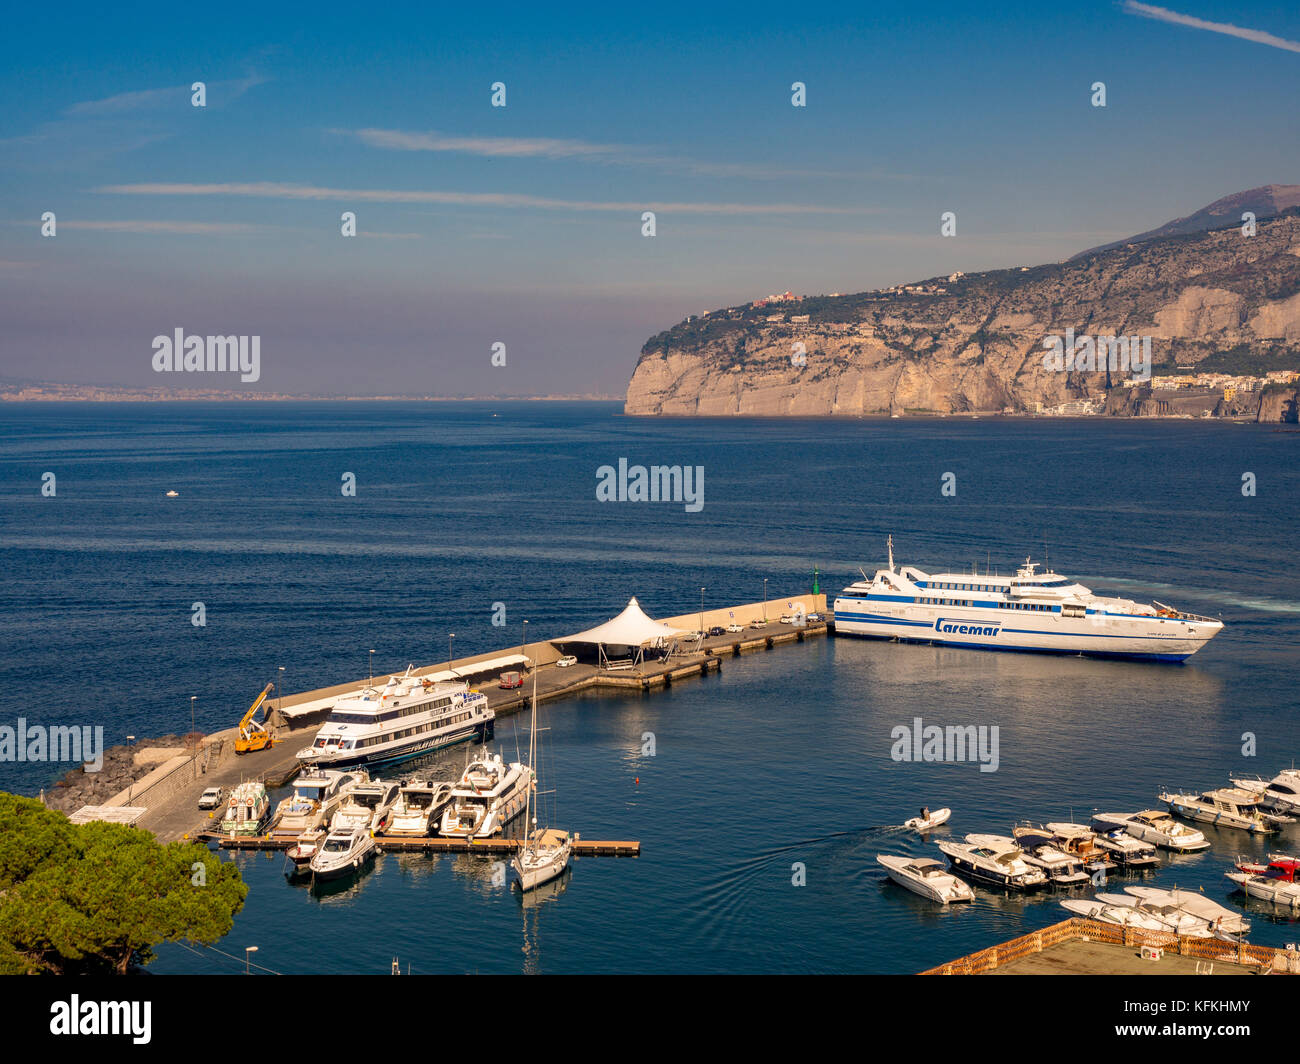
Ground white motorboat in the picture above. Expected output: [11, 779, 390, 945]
[1042, 822, 1119, 875]
[1092, 810, 1210, 852]
[219, 781, 271, 836]
[329, 778, 400, 833]
[1061, 898, 1175, 932]
[385, 780, 454, 836]
[937, 835, 1049, 891]
[833, 536, 1222, 661]
[439, 752, 532, 838]
[284, 829, 326, 878]
[904, 807, 951, 833]
[1011, 825, 1091, 886]
[876, 854, 974, 903]
[271, 767, 368, 835]
[1160, 786, 1286, 834]
[1225, 857, 1300, 907]
[1229, 769, 1300, 815]
[1123, 885, 1251, 936]
[309, 826, 377, 881]
[512, 667, 573, 892]
[1091, 892, 1219, 937]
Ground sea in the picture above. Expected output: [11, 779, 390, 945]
[1, 400, 1297, 974]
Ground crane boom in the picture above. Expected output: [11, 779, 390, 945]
[234, 682, 278, 754]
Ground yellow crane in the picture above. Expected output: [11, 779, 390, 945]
[234, 682, 280, 754]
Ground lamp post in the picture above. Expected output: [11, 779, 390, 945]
[448, 633, 455, 674]
[522, 619, 528, 672]
[126, 735, 136, 803]
[369, 649, 375, 687]
[699, 587, 706, 644]
[763, 578, 768, 622]
[244, 945, 258, 975]
[189, 695, 196, 735]
[277, 666, 285, 713]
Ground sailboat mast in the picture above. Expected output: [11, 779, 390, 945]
[525, 641, 538, 834]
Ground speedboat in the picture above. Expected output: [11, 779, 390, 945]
[876, 854, 974, 903]
[1123, 885, 1250, 936]
[385, 780, 454, 836]
[1159, 787, 1285, 834]
[1061, 897, 1177, 932]
[1230, 770, 1300, 815]
[329, 778, 400, 833]
[1092, 810, 1210, 852]
[1042, 822, 1119, 875]
[218, 781, 271, 836]
[309, 826, 377, 881]
[1225, 857, 1300, 908]
[439, 752, 532, 838]
[833, 537, 1222, 661]
[271, 767, 367, 835]
[904, 807, 951, 833]
[1234, 851, 1300, 875]
[937, 835, 1048, 891]
[1011, 825, 1091, 886]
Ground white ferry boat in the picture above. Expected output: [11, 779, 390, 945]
[296, 668, 494, 769]
[833, 538, 1222, 661]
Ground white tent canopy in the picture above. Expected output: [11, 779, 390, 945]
[563, 597, 689, 661]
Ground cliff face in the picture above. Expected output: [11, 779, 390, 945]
[625, 210, 1300, 417]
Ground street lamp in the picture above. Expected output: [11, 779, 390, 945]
[126, 735, 136, 803]
[189, 695, 197, 735]
[244, 945, 258, 975]
[763, 578, 768, 622]
[369, 649, 375, 686]
[448, 633, 455, 673]
[278, 666, 285, 713]
[699, 587, 706, 644]
[522, 619, 528, 671]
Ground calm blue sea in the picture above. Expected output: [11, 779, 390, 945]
[1, 401, 1297, 974]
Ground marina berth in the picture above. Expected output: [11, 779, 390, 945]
[1091, 810, 1211, 852]
[271, 767, 367, 835]
[439, 751, 532, 838]
[876, 854, 974, 904]
[833, 536, 1222, 661]
[219, 781, 271, 837]
[329, 778, 400, 833]
[296, 668, 493, 769]
[1158, 786, 1287, 834]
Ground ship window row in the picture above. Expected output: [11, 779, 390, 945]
[357, 713, 476, 746]
[914, 597, 975, 606]
[927, 581, 1003, 593]
[999, 602, 1054, 611]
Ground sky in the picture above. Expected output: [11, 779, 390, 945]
[1, 1, 1298, 396]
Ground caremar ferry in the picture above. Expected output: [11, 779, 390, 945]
[833, 538, 1222, 661]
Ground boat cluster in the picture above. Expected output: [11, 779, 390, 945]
[876, 765, 1300, 927]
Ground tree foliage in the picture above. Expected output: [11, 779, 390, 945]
[0, 793, 247, 974]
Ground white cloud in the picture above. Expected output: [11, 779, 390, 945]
[1123, 2, 1300, 54]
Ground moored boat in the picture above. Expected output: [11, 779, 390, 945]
[1159, 787, 1285, 834]
[330, 778, 400, 833]
[1092, 810, 1210, 852]
[219, 781, 271, 836]
[1229, 769, 1300, 816]
[1123, 885, 1250, 937]
[877, 854, 974, 904]
[1010, 825, 1091, 886]
[937, 834, 1048, 891]
[1225, 857, 1300, 908]
[385, 779, 454, 837]
[271, 767, 367, 835]
[309, 825, 377, 881]
[439, 752, 532, 838]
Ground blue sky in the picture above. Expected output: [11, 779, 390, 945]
[2, 1, 1298, 395]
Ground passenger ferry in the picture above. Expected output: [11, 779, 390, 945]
[833, 537, 1222, 661]
[296, 668, 493, 769]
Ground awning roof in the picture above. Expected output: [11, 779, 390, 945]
[425, 653, 530, 682]
[561, 597, 689, 646]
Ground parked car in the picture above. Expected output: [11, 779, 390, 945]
[806, 612, 824, 623]
[555, 655, 577, 668]
[725, 623, 744, 633]
[198, 786, 225, 810]
[498, 671, 524, 689]
[749, 618, 768, 629]
[779, 613, 799, 624]
[708, 626, 726, 637]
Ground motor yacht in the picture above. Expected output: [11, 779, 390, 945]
[329, 778, 400, 833]
[937, 834, 1048, 891]
[1229, 769, 1300, 816]
[1159, 787, 1284, 834]
[439, 752, 532, 838]
[385, 780, 454, 836]
[309, 825, 377, 881]
[1123, 885, 1250, 936]
[1010, 825, 1091, 885]
[1091, 810, 1210, 852]
[271, 767, 367, 835]
[876, 854, 974, 903]
[1042, 822, 1119, 875]
[1061, 897, 1179, 933]
[218, 781, 271, 836]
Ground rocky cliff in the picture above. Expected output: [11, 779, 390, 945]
[625, 204, 1300, 418]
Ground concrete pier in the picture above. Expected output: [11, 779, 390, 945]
[95, 593, 828, 843]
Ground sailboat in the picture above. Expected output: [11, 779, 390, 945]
[511, 656, 573, 892]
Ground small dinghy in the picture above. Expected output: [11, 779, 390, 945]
[904, 807, 951, 833]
